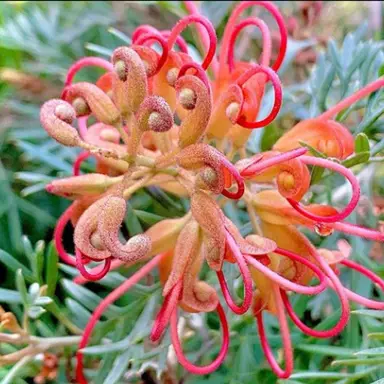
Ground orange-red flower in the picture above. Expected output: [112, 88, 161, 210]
[39, 1, 384, 382]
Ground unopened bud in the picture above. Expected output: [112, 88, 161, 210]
[179, 88, 196, 110]
[166, 67, 179, 86]
[40, 99, 81, 147]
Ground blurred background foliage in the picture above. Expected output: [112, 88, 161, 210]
[0, 1, 383, 383]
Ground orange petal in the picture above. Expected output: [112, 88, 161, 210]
[273, 119, 354, 159]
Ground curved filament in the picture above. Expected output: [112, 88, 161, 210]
[255, 285, 293, 379]
[216, 232, 253, 314]
[65, 57, 113, 87]
[75, 248, 111, 281]
[235, 65, 282, 129]
[135, 33, 169, 76]
[281, 246, 350, 338]
[132, 24, 160, 43]
[183, 1, 219, 73]
[245, 247, 326, 295]
[74, 259, 125, 285]
[150, 280, 182, 342]
[318, 78, 384, 121]
[167, 14, 217, 70]
[220, 1, 287, 72]
[228, 17, 272, 71]
[286, 156, 360, 224]
[161, 30, 189, 53]
[331, 221, 384, 243]
[220, 156, 245, 200]
[54, 204, 76, 266]
[341, 259, 384, 310]
[76, 253, 164, 384]
[240, 147, 307, 177]
[178, 62, 211, 91]
[171, 302, 229, 375]
[73, 152, 91, 176]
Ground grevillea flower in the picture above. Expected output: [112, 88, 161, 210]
[39, 1, 384, 382]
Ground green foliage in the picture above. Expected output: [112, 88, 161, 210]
[0, 1, 383, 383]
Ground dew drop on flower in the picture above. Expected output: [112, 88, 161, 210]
[314, 223, 334, 237]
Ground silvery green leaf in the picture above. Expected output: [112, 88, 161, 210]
[28, 305, 46, 319]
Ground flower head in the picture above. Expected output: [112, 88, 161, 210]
[39, 1, 384, 382]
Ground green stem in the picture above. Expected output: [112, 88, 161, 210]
[0, 355, 33, 384]
[46, 301, 82, 335]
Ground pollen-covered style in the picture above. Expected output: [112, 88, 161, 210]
[39, 1, 384, 381]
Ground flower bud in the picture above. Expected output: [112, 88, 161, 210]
[40, 99, 81, 147]
[112, 47, 148, 116]
[46, 174, 118, 198]
[98, 196, 151, 262]
[74, 196, 112, 260]
[63, 82, 120, 126]
[175, 75, 212, 148]
[191, 190, 225, 270]
[135, 96, 173, 132]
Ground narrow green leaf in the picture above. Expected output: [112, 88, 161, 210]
[290, 372, 349, 379]
[34, 297, 53, 306]
[355, 347, 384, 356]
[33, 240, 45, 285]
[371, 379, 384, 384]
[0, 250, 34, 281]
[45, 242, 59, 297]
[355, 133, 370, 153]
[297, 344, 356, 357]
[352, 309, 384, 319]
[15, 269, 29, 307]
[124, 201, 143, 236]
[0, 288, 22, 304]
[368, 332, 384, 340]
[342, 152, 370, 168]
[27, 305, 46, 319]
[299, 141, 327, 158]
[102, 349, 131, 384]
[332, 357, 384, 366]
[107, 27, 131, 44]
[134, 210, 164, 225]
[61, 279, 119, 317]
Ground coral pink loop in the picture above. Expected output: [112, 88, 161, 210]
[228, 17, 272, 71]
[241, 147, 308, 177]
[135, 33, 169, 76]
[286, 155, 361, 224]
[341, 259, 384, 310]
[220, 1, 287, 72]
[282, 246, 350, 338]
[167, 14, 217, 70]
[245, 247, 326, 295]
[53, 204, 77, 266]
[150, 280, 183, 342]
[235, 65, 282, 129]
[65, 57, 113, 87]
[73, 152, 91, 176]
[161, 30, 189, 53]
[171, 302, 229, 375]
[255, 285, 293, 379]
[318, 78, 384, 120]
[132, 25, 160, 43]
[178, 62, 211, 91]
[220, 156, 245, 200]
[183, 1, 219, 73]
[74, 259, 125, 285]
[330, 222, 384, 242]
[75, 248, 111, 282]
[216, 232, 253, 315]
[76, 253, 164, 384]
